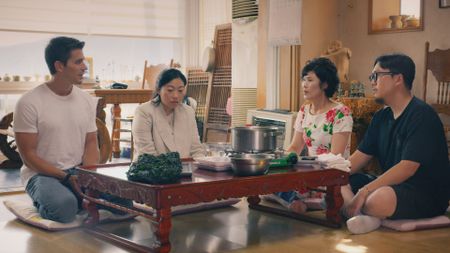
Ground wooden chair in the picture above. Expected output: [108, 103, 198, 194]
[203, 24, 232, 143]
[186, 68, 211, 141]
[141, 61, 167, 90]
[96, 118, 112, 164]
[423, 41, 450, 157]
[141, 59, 180, 90]
[423, 41, 450, 105]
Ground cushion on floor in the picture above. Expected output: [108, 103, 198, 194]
[172, 198, 240, 215]
[4, 200, 84, 231]
[3, 200, 134, 231]
[4, 198, 240, 231]
[134, 199, 241, 216]
[381, 215, 450, 231]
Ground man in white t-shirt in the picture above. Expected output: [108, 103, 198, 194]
[13, 37, 129, 223]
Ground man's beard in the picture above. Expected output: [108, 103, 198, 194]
[374, 98, 385, 105]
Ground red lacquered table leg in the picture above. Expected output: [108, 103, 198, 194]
[326, 184, 344, 225]
[247, 195, 261, 206]
[155, 208, 172, 253]
[83, 189, 100, 226]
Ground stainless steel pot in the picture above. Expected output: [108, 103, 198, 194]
[229, 153, 274, 176]
[230, 126, 282, 153]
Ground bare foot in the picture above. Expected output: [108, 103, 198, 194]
[289, 200, 307, 214]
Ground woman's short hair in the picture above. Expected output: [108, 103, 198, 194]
[301, 57, 340, 98]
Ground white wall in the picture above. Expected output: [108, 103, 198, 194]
[199, 0, 232, 62]
[232, 20, 258, 89]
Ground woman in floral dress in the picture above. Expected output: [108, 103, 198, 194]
[272, 58, 353, 213]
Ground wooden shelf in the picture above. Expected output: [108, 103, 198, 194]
[0, 81, 142, 94]
[0, 81, 41, 94]
[369, 26, 423, 35]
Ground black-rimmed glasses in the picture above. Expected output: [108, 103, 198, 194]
[369, 72, 398, 82]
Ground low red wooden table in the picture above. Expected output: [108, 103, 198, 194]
[75, 163, 348, 253]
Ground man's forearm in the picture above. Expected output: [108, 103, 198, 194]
[364, 160, 419, 192]
[349, 150, 373, 174]
[21, 152, 66, 180]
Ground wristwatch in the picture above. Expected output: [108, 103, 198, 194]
[61, 172, 72, 184]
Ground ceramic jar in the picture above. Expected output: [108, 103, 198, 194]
[3, 74, 11, 82]
[406, 16, 420, 28]
[389, 15, 403, 29]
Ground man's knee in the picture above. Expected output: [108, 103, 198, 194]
[363, 186, 397, 217]
[39, 193, 78, 223]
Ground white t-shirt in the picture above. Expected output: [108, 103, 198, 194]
[13, 84, 97, 185]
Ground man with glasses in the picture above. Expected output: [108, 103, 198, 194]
[342, 53, 450, 234]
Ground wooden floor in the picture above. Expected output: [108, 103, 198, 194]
[0, 193, 449, 253]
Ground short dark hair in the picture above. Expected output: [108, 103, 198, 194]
[374, 53, 415, 90]
[45, 36, 85, 75]
[301, 57, 339, 98]
[153, 68, 188, 104]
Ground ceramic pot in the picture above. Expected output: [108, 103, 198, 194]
[400, 15, 409, 28]
[3, 74, 11, 82]
[406, 17, 420, 28]
[389, 15, 403, 29]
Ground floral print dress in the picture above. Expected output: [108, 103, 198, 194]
[272, 103, 353, 210]
[294, 103, 353, 158]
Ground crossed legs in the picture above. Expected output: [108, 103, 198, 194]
[341, 184, 397, 218]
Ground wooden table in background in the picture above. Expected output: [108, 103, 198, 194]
[75, 163, 348, 253]
[94, 89, 153, 158]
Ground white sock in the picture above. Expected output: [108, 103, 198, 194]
[347, 215, 381, 234]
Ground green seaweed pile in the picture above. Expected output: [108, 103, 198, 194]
[126, 152, 182, 184]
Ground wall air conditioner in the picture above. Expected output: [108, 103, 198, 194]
[232, 0, 258, 22]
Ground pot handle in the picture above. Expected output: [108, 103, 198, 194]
[268, 131, 284, 136]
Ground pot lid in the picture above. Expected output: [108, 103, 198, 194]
[231, 126, 279, 131]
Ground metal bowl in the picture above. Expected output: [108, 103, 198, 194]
[229, 153, 274, 176]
